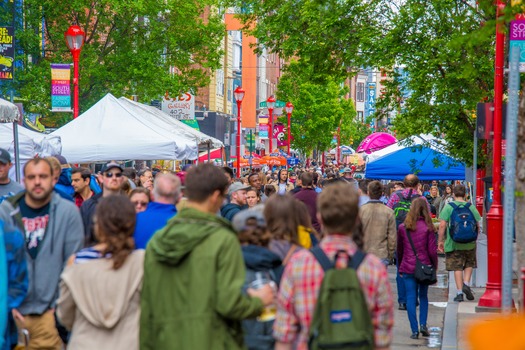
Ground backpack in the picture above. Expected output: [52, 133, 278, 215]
[392, 190, 421, 228]
[448, 202, 478, 243]
[308, 246, 374, 350]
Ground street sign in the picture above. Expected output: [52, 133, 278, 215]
[259, 100, 286, 108]
[509, 19, 525, 72]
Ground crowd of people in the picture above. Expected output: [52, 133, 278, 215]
[0, 147, 482, 350]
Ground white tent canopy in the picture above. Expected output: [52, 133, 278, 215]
[0, 123, 62, 180]
[50, 94, 205, 163]
[118, 97, 223, 149]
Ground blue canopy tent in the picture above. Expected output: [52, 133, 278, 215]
[365, 145, 465, 180]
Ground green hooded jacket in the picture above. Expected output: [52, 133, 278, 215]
[140, 207, 264, 350]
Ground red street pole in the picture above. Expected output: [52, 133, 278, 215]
[269, 107, 274, 153]
[336, 126, 341, 165]
[287, 111, 291, 156]
[478, 0, 505, 310]
[72, 50, 80, 119]
[236, 100, 242, 178]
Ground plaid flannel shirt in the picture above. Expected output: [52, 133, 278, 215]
[273, 235, 394, 349]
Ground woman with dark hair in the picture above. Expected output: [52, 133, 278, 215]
[397, 198, 437, 339]
[57, 195, 144, 350]
[264, 194, 317, 263]
[137, 168, 154, 191]
[233, 209, 281, 350]
[246, 187, 261, 208]
[129, 187, 150, 213]
[437, 184, 454, 215]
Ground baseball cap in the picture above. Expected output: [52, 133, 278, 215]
[231, 208, 266, 233]
[228, 182, 251, 195]
[0, 148, 11, 164]
[54, 155, 68, 165]
[101, 162, 123, 173]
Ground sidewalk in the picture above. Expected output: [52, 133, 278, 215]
[442, 272, 520, 350]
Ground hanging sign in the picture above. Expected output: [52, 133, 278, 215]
[0, 26, 14, 80]
[51, 64, 72, 112]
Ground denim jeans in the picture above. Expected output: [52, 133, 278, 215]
[396, 252, 406, 304]
[402, 274, 429, 334]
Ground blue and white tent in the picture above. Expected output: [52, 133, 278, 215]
[365, 135, 465, 180]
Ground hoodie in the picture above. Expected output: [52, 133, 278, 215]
[57, 250, 144, 350]
[220, 203, 245, 222]
[140, 207, 263, 350]
[0, 192, 83, 315]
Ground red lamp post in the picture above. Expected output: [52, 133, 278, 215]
[267, 96, 276, 153]
[64, 25, 85, 119]
[234, 86, 245, 179]
[478, 0, 505, 310]
[285, 102, 294, 156]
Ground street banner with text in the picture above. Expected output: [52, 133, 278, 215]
[0, 26, 14, 80]
[51, 64, 72, 112]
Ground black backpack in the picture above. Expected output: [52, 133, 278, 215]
[392, 189, 421, 228]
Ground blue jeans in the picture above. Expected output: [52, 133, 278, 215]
[396, 252, 406, 304]
[402, 274, 429, 333]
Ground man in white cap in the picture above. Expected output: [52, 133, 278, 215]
[220, 182, 250, 221]
[0, 148, 23, 203]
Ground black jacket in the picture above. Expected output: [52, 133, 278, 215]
[80, 192, 103, 246]
[241, 245, 282, 350]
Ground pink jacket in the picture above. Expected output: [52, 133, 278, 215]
[397, 219, 437, 274]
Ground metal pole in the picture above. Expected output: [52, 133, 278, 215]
[72, 50, 80, 119]
[249, 129, 253, 173]
[502, 45, 519, 313]
[473, 125, 478, 205]
[336, 126, 341, 165]
[236, 101, 241, 178]
[478, 0, 505, 310]
[207, 143, 211, 162]
[10, 90, 20, 182]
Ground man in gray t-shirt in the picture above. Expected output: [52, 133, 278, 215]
[0, 148, 24, 203]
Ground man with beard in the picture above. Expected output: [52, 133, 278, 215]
[221, 183, 250, 221]
[0, 148, 23, 203]
[0, 158, 83, 350]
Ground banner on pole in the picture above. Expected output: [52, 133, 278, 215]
[0, 26, 14, 80]
[51, 64, 72, 112]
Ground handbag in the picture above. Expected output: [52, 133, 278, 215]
[406, 230, 437, 285]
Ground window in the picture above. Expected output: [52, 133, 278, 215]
[357, 111, 364, 121]
[357, 83, 365, 102]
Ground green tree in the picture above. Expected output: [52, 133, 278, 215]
[1, 0, 225, 124]
[276, 61, 368, 156]
[235, 0, 500, 164]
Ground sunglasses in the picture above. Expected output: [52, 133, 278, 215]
[132, 201, 148, 207]
[105, 171, 123, 178]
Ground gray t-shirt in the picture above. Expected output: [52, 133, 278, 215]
[0, 179, 24, 203]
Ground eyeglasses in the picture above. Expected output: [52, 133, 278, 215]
[132, 201, 148, 207]
[105, 172, 123, 178]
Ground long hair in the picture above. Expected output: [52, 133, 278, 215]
[264, 194, 300, 245]
[94, 195, 136, 269]
[404, 197, 434, 232]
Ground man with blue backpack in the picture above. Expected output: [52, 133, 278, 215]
[438, 184, 481, 302]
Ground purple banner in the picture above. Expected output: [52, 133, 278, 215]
[510, 20, 525, 41]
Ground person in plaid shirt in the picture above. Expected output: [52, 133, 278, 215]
[273, 182, 394, 350]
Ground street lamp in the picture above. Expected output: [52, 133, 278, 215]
[285, 102, 294, 156]
[267, 96, 276, 153]
[478, 0, 505, 311]
[234, 86, 245, 179]
[64, 25, 85, 119]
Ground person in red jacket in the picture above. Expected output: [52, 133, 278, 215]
[397, 198, 437, 340]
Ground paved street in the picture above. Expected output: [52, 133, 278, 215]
[389, 256, 448, 349]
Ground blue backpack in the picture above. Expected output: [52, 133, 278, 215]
[448, 202, 478, 243]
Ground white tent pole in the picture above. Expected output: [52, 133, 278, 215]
[11, 90, 20, 182]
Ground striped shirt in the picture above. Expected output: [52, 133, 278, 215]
[74, 247, 111, 264]
[273, 235, 394, 349]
